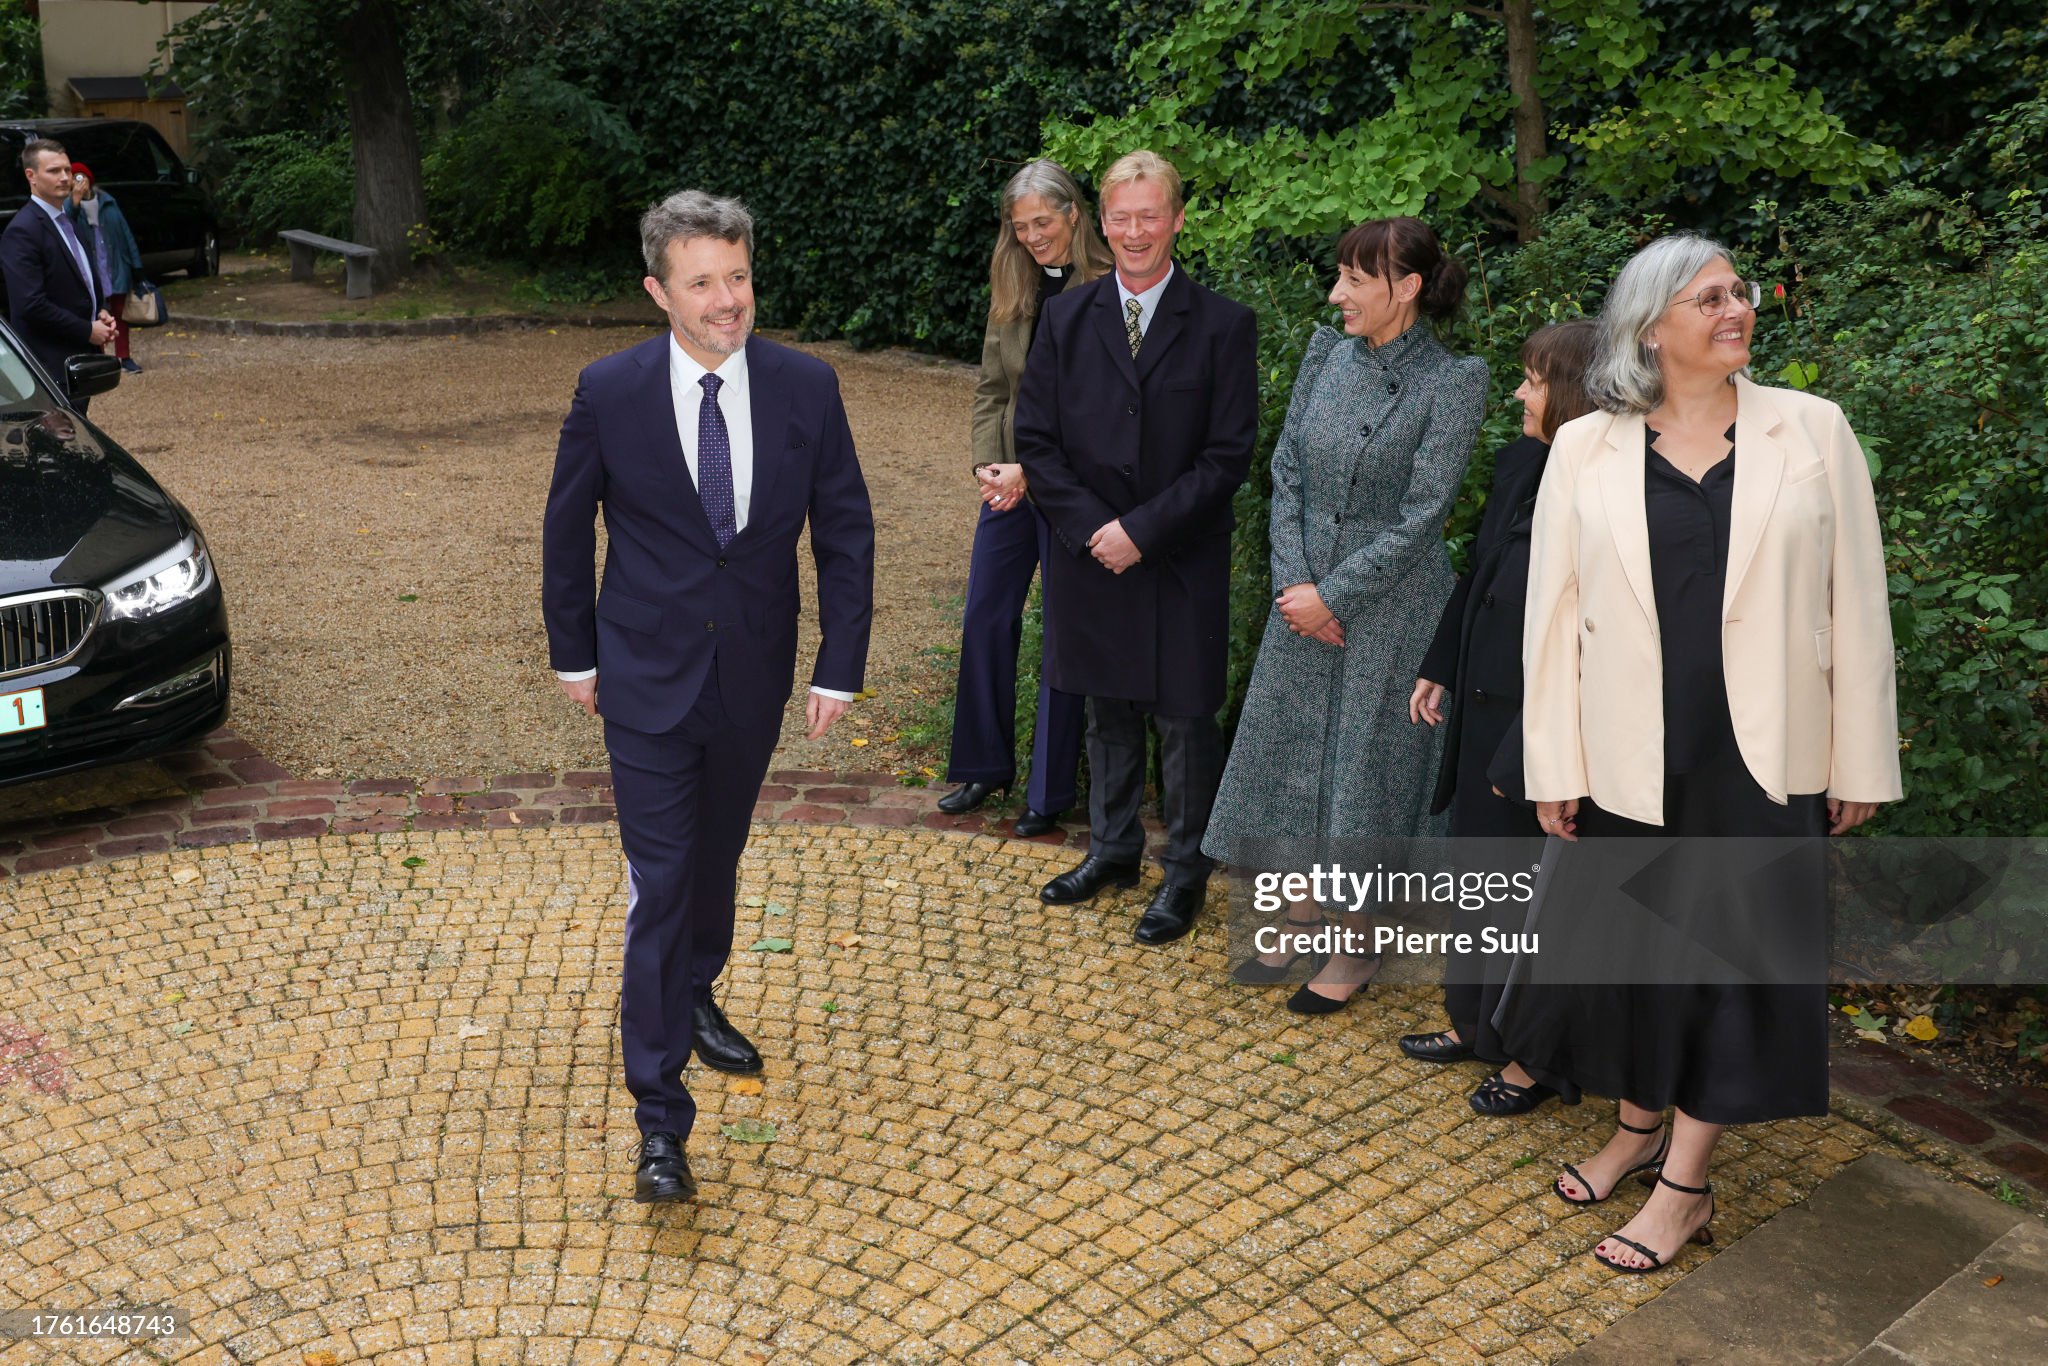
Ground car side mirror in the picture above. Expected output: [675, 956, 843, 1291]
[66, 353, 122, 399]
[183, 166, 201, 187]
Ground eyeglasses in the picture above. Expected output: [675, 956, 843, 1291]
[1672, 280, 1761, 315]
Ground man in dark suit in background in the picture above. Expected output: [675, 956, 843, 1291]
[0, 140, 117, 412]
[1014, 150, 1257, 946]
[543, 190, 874, 1203]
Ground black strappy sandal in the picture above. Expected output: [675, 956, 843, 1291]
[1553, 1115, 1669, 1206]
[1592, 1173, 1716, 1274]
[1232, 916, 1327, 983]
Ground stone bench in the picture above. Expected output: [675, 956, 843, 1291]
[279, 229, 379, 299]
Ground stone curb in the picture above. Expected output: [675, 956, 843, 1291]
[169, 312, 660, 339]
[2, 728, 2041, 1197]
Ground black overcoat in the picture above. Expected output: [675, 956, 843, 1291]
[1419, 435, 1549, 831]
[1013, 267, 1256, 714]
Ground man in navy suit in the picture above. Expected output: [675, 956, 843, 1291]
[543, 190, 874, 1204]
[1014, 150, 1257, 947]
[0, 140, 117, 412]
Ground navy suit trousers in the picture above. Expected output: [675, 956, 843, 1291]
[605, 662, 779, 1140]
[943, 501, 1084, 813]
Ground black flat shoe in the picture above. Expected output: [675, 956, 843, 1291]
[937, 781, 1003, 814]
[1012, 807, 1064, 837]
[1134, 884, 1204, 945]
[691, 998, 763, 1074]
[634, 1131, 697, 1204]
[1232, 917, 1326, 983]
[1399, 1030, 1476, 1063]
[1468, 1072, 1557, 1116]
[1040, 854, 1141, 905]
[1285, 953, 1382, 1015]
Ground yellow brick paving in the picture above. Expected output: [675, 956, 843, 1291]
[0, 825, 1884, 1365]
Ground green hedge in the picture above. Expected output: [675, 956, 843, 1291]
[549, 0, 1134, 358]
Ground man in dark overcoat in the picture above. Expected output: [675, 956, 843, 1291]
[1013, 150, 1257, 945]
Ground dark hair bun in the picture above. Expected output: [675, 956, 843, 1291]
[1417, 254, 1468, 320]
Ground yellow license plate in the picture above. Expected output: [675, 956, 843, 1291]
[2, 687, 46, 735]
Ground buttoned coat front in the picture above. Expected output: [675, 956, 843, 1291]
[1204, 324, 1489, 857]
[1013, 267, 1258, 714]
[1520, 376, 1902, 824]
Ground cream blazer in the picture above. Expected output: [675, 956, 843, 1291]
[1521, 375, 1902, 825]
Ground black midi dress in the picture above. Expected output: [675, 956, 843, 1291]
[1495, 427, 1831, 1124]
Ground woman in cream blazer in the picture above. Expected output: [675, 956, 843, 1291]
[1503, 233, 1900, 1277]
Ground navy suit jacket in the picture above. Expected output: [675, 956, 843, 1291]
[0, 200, 100, 394]
[542, 332, 875, 735]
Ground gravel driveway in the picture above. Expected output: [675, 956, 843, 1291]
[89, 323, 983, 780]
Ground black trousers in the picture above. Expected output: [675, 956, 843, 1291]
[1084, 697, 1222, 889]
[604, 664, 780, 1141]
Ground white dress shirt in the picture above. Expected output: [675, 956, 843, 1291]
[31, 196, 95, 307]
[1114, 260, 1175, 339]
[558, 333, 853, 702]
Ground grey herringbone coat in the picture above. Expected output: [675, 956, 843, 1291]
[1204, 324, 1488, 860]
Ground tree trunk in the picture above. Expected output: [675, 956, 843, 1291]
[340, 0, 426, 283]
[1502, 0, 1548, 243]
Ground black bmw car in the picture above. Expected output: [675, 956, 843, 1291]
[0, 323, 229, 789]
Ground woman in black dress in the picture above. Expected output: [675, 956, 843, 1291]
[1400, 319, 1596, 1114]
[1504, 233, 1900, 1274]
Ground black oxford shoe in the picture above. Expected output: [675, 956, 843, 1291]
[937, 781, 1002, 814]
[1040, 854, 1142, 905]
[691, 998, 763, 1074]
[1012, 807, 1065, 838]
[1134, 884, 1204, 945]
[634, 1131, 697, 1204]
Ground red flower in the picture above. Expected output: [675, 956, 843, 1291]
[1774, 283, 1786, 299]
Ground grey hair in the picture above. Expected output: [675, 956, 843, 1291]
[639, 190, 754, 279]
[1587, 232, 1738, 414]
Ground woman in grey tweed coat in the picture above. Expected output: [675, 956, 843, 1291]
[1205, 218, 1488, 1012]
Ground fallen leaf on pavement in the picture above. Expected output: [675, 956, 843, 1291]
[1903, 1015, 1939, 1041]
[727, 1078, 764, 1096]
[721, 1118, 778, 1143]
[750, 938, 793, 953]
[831, 933, 861, 949]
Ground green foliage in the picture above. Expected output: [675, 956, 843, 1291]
[1748, 95, 2048, 835]
[1569, 51, 1899, 198]
[211, 132, 354, 243]
[424, 68, 645, 262]
[1045, 0, 1891, 252]
[553, 0, 1133, 357]
[0, 0, 42, 120]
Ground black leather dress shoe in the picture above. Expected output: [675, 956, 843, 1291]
[1012, 808, 1065, 838]
[634, 1131, 697, 1204]
[937, 781, 1002, 814]
[1134, 884, 1204, 944]
[1469, 1072, 1557, 1116]
[691, 998, 763, 1074]
[1040, 854, 1142, 905]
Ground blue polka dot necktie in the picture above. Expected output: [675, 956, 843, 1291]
[697, 372, 737, 549]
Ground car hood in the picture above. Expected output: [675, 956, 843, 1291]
[0, 407, 187, 593]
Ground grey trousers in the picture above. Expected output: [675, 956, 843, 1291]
[1085, 697, 1222, 889]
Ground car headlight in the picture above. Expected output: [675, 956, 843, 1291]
[105, 536, 213, 619]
